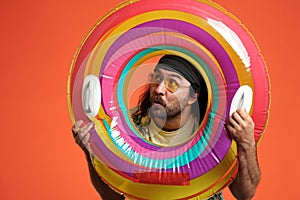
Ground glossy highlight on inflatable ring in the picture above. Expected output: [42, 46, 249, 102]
[67, 0, 270, 199]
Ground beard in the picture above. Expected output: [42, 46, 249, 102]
[149, 94, 189, 120]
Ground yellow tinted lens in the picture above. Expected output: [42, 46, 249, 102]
[153, 74, 162, 83]
[165, 79, 179, 93]
[148, 74, 160, 87]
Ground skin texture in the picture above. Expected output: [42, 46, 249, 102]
[149, 69, 198, 131]
[72, 71, 260, 200]
[227, 109, 261, 200]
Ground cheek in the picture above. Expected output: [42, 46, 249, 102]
[149, 86, 155, 97]
[166, 94, 180, 105]
[172, 92, 189, 104]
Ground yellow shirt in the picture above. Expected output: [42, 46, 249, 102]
[146, 115, 198, 146]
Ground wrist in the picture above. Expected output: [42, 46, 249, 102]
[236, 139, 256, 153]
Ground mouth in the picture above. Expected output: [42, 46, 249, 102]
[152, 96, 166, 107]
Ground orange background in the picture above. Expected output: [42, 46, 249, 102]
[0, 0, 299, 199]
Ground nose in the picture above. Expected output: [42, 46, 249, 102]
[153, 81, 166, 95]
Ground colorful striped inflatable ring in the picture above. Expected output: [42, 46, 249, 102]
[67, 0, 270, 199]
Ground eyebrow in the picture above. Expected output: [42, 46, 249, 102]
[167, 74, 183, 80]
[154, 69, 184, 80]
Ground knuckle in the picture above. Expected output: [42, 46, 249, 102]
[246, 121, 254, 128]
[240, 123, 247, 129]
[233, 112, 238, 118]
[231, 130, 236, 136]
[236, 126, 242, 132]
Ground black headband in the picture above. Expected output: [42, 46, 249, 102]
[154, 55, 205, 93]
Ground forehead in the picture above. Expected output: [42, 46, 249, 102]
[154, 68, 187, 81]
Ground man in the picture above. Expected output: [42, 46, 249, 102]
[131, 55, 207, 146]
[72, 55, 261, 200]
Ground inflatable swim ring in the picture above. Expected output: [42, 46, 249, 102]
[67, 0, 270, 199]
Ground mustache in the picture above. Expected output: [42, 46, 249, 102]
[150, 95, 166, 107]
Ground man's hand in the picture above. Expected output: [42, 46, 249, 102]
[72, 121, 125, 200]
[227, 109, 255, 151]
[72, 120, 94, 155]
[226, 109, 260, 200]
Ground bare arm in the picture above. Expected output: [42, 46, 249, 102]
[72, 121, 125, 200]
[227, 110, 261, 200]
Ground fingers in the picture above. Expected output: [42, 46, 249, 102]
[229, 109, 253, 128]
[72, 120, 93, 135]
[79, 122, 94, 144]
[75, 120, 84, 127]
[72, 120, 83, 137]
[80, 122, 94, 134]
[236, 109, 252, 122]
[228, 112, 243, 131]
[227, 110, 246, 137]
[230, 112, 242, 127]
[78, 122, 94, 140]
[227, 110, 255, 146]
[72, 120, 94, 152]
[227, 117, 239, 140]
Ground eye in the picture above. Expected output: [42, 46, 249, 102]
[153, 74, 162, 83]
[166, 78, 179, 92]
[168, 79, 177, 86]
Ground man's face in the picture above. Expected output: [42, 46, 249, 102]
[149, 68, 191, 119]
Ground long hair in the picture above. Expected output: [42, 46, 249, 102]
[131, 86, 151, 126]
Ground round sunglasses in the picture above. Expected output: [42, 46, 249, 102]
[148, 73, 191, 93]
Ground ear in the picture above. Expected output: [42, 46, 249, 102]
[188, 91, 199, 105]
